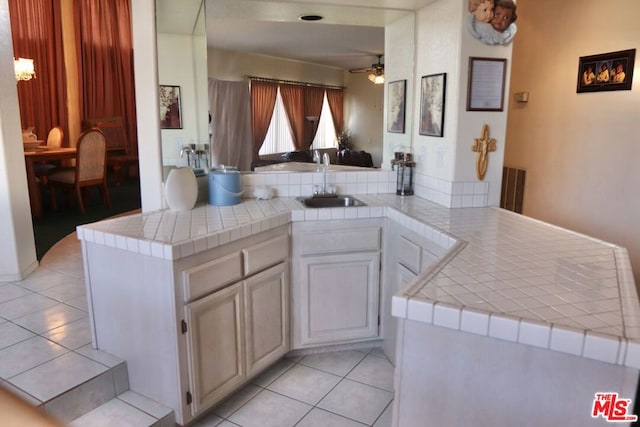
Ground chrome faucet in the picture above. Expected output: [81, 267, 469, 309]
[180, 146, 194, 167]
[321, 152, 331, 195]
[313, 150, 321, 172]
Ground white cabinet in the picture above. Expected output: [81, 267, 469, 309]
[82, 225, 290, 425]
[184, 262, 289, 416]
[300, 252, 380, 345]
[244, 263, 289, 377]
[380, 220, 447, 364]
[292, 219, 382, 349]
[185, 282, 245, 414]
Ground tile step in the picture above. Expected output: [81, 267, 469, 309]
[69, 390, 174, 427]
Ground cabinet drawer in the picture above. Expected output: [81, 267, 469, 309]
[183, 251, 243, 302]
[298, 227, 381, 255]
[243, 235, 289, 276]
[397, 236, 421, 274]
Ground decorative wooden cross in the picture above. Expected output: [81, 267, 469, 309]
[472, 124, 497, 180]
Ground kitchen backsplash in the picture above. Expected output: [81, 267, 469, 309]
[240, 169, 489, 208]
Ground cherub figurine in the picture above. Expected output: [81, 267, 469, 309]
[468, 0, 494, 23]
[467, 0, 518, 45]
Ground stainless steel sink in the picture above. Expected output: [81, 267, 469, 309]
[296, 195, 366, 208]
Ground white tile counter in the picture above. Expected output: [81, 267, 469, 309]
[76, 194, 640, 368]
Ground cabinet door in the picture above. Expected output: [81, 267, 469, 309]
[244, 262, 290, 377]
[184, 282, 245, 416]
[300, 252, 380, 346]
[383, 263, 418, 365]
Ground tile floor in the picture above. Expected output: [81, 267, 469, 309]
[192, 347, 394, 427]
[1, 228, 395, 426]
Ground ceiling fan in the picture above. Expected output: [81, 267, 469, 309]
[349, 54, 385, 84]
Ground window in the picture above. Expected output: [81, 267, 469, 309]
[259, 88, 295, 156]
[311, 93, 338, 150]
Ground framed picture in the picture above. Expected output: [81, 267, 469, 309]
[577, 49, 635, 93]
[466, 57, 507, 112]
[387, 80, 406, 133]
[419, 73, 446, 137]
[159, 85, 182, 129]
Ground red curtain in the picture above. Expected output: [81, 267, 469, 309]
[250, 80, 278, 156]
[326, 88, 344, 137]
[304, 87, 325, 149]
[280, 84, 305, 150]
[74, 0, 138, 154]
[9, 0, 68, 144]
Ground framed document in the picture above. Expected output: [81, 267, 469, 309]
[466, 57, 507, 112]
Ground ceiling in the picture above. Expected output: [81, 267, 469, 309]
[156, 0, 436, 71]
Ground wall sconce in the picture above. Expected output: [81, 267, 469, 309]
[14, 57, 36, 81]
[368, 71, 384, 85]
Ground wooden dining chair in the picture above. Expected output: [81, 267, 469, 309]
[49, 129, 111, 214]
[34, 126, 65, 185]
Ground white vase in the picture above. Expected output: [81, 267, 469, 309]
[165, 168, 198, 211]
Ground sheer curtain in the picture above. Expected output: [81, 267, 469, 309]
[9, 0, 67, 143]
[74, 0, 137, 153]
[209, 79, 253, 171]
[259, 88, 295, 156]
[279, 84, 305, 150]
[250, 80, 277, 156]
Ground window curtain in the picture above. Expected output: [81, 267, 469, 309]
[210, 79, 253, 171]
[9, 0, 67, 144]
[74, 0, 137, 154]
[279, 84, 305, 150]
[304, 86, 325, 150]
[250, 80, 277, 157]
[326, 88, 344, 137]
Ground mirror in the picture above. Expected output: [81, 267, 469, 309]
[155, 0, 209, 174]
[157, 0, 397, 173]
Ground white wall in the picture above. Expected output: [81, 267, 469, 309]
[208, 47, 344, 86]
[0, 0, 38, 280]
[504, 0, 640, 282]
[343, 71, 384, 167]
[157, 33, 207, 166]
[383, 13, 415, 169]
[412, 1, 461, 181]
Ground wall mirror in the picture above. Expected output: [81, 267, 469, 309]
[156, 0, 410, 174]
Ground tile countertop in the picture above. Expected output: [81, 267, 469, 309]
[76, 194, 640, 368]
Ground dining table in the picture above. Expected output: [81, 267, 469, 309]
[24, 146, 77, 218]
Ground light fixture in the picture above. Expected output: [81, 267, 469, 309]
[14, 57, 35, 81]
[368, 70, 384, 85]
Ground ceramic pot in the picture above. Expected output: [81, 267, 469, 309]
[165, 167, 198, 211]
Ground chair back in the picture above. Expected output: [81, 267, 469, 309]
[46, 126, 64, 148]
[76, 130, 107, 182]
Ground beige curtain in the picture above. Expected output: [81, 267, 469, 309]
[279, 84, 305, 150]
[210, 79, 253, 171]
[304, 87, 325, 149]
[326, 88, 344, 137]
[250, 80, 278, 157]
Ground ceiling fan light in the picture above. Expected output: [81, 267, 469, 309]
[368, 73, 384, 84]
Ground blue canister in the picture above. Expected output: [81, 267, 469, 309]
[208, 166, 243, 206]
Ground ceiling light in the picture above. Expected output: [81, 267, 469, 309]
[368, 72, 384, 85]
[299, 14, 323, 22]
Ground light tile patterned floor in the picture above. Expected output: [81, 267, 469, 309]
[1, 230, 394, 426]
[193, 348, 394, 427]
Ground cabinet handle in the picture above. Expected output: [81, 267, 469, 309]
[181, 320, 188, 334]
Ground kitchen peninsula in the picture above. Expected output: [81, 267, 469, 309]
[77, 192, 640, 426]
